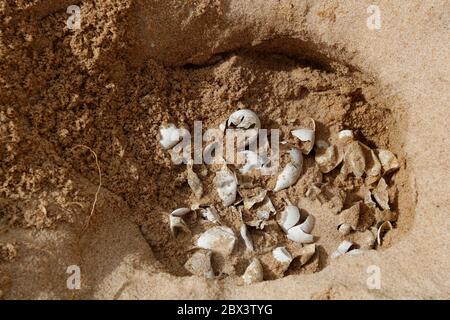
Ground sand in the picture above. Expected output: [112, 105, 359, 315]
[0, 0, 448, 299]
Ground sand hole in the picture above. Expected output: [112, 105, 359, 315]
[136, 48, 415, 279]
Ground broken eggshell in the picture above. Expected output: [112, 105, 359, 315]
[169, 215, 190, 236]
[277, 200, 300, 233]
[338, 129, 354, 143]
[377, 221, 393, 246]
[273, 148, 303, 192]
[287, 225, 314, 244]
[242, 258, 264, 284]
[331, 240, 354, 259]
[184, 249, 215, 279]
[159, 123, 182, 150]
[170, 207, 191, 217]
[373, 177, 390, 210]
[344, 141, 366, 178]
[213, 165, 238, 207]
[315, 140, 343, 173]
[227, 109, 261, 130]
[200, 206, 220, 224]
[377, 149, 400, 175]
[196, 226, 237, 256]
[272, 247, 293, 264]
[243, 190, 267, 210]
[240, 224, 254, 252]
[291, 117, 315, 155]
[299, 214, 316, 234]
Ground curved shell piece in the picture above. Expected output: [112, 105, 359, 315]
[338, 223, 352, 236]
[287, 225, 314, 243]
[272, 247, 293, 264]
[200, 206, 220, 224]
[373, 178, 390, 210]
[213, 165, 238, 207]
[240, 224, 254, 252]
[278, 203, 300, 233]
[227, 109, 261, 130]
[331, 240, 354, 259]
[315, 141, 343, 173]
[273, 148, 303, 192]
[377, 221, 393, 246]
[171, 207, 191, 217]
[242, 258, 264, 284]
[169, 215, 190, 236]
[184, 250, 214, 279]
[366, 149, 382, 177]
[344, 141, 366, 178]
[159, 123, 182, 150]
[197, 226, 237, 256]
[377, 149, 400, 175]
[243, 190, 267, 210]
[187, 163, 203, 199]
[338, 129, 354, 142]
[299, 214, 316, 234]
[291, 118, 316, 155]
[346, 249, 365, 256]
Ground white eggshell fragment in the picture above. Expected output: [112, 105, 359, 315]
[200, 206, 220, 224]
[377, 149, 400, 175]
[278, 203, 300, 233]
[272, 247, 293, 264]
[291, 117, 315, 154]
[287, 225, 314, 244]
[197, 226, 237, 256]
[242, 258, 264, 284]
[213, 165, 238, 207]
[273, 148, 303, 192]
[338, 129, 354, 142]
[315, 141, 343, 173]
[373, 178, 390, 210]
[170, 207, 191, 217]
[159, 123, 181, 150]
[344, 141, 366, 178]
[227, 109, 261, 129]
[292, 128, 314, 142]
[240, 224, 254, 252]
[299, 214, 316, 234]
[243, 190, 267, 210]
[184, 250, 214, 279]
[169, 215, 190, 236]
[331, 240, 354, 259]
[377, 221, 393, 246]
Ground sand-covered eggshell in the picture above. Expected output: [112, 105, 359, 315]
[184, 250, 214, 279]
[213, 165, 238, 207]
[197, 226, 237, 256]
[242, 258, 264, 284]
